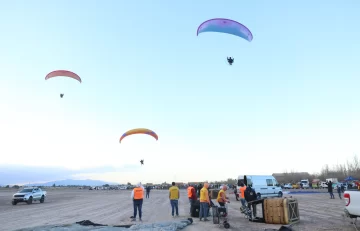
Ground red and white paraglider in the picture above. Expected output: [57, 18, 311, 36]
[45, 70, 82, 98]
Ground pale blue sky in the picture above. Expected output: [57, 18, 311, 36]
[1, 1, 360, 184]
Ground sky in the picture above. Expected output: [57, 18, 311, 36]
[1, 1, 360, 185]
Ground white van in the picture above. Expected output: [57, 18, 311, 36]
[237, 175, 283, 199]
[300, 179, 310, 188]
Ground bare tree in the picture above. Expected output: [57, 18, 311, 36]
[278, 154, 360, 182]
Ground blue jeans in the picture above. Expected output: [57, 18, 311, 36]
[133, 200, 143, 218]
[170, 200, 179, 216]
[199, 202, 209, 219]
[329, 192, 334, 198]
[146, 191, 150, 198]
[189, 198, 194, 214]
[240, 198, 246, 208]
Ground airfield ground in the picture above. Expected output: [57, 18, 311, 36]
[0, 188, 356, 231]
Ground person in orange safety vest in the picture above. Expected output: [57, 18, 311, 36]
[239, 182, 247, 212]
[131, 182, 144, 221]
[187, 184, 197, 215]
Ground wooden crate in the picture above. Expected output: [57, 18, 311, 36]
[264, 198, 300, 225]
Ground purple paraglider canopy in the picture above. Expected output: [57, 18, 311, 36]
[197, 18, 253, 42]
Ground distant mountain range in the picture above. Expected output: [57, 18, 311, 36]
[24, 179, 120, 187]
[0, 164, 141, 186]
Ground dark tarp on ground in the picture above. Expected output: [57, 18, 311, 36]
[264, 224, 294, 231]
[76, 220, 132, 228]
[16, 219, 193, 231]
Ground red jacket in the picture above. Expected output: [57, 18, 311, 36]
[190, 187, 197, 200]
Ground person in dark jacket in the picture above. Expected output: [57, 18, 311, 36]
[227, 57, 234, 65]
[337, 185, 342, 199]
[326, 181, 335, 199]
[197, 184, 202, 198]
[146, 186, 151, 198]
[244, 184, 257, 218]
[341, 184, 345, 193]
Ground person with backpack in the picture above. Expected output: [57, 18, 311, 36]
[244, 184, 257, 218]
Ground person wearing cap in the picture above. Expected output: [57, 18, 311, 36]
[131, 182, 144, 221]
[199, 182, 210, 221]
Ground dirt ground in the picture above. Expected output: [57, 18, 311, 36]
[0, 188, 356, 231]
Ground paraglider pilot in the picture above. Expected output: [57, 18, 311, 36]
[60, 93, 64, 98]
[140, 159, 144, 165]
[227, 57, 234, 65]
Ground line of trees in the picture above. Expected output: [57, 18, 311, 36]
[211, 178, 237, 185]
[279, 155, 360, 184]
[0, 185, 20, 189]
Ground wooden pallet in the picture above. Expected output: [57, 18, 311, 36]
[264, 198, 300, 225]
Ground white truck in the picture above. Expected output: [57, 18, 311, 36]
[344, 190, 360, 221]
[12, 187, 47, 205]
[326, 178, 338, 184]
[320, 181, 328, 188]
